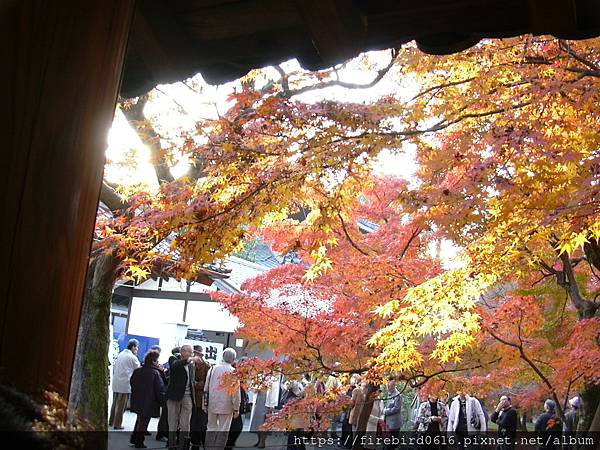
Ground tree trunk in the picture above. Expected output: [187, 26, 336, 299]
[520, 412, 528, 431]
[68, 254, 119, 430]
[579, 384, 600, 432]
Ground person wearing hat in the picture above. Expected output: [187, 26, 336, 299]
[564, 396, 580, 450]
[109, 338, 140, 429]
[191, 345, 211, 450]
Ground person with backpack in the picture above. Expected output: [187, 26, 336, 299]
[534, 399, 562, 450]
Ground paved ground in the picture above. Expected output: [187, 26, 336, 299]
[107, 411, 288, 450]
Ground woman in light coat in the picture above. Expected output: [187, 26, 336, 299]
[348, 382, 366, 431]
[204, 348, 241, 450]
[365, 388, 384, 450]
[367, 393, 384, 433]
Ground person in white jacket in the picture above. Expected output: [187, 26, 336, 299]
[447, 390, 487, 445]
[109, 339, 140, 429]
[204, 348, 241, 450]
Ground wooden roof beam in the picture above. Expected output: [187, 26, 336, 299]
[127, 0, 200, 93]
[528, 0, 585, 38]
[295, 0, 367, 66]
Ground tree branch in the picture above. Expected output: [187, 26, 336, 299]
[274, 65, 290, 93]
[558, 40, 600, 75]
[338, 212, 371, 257]
[487, 327, 564, 418]
[559, 251, 598, 319]
[100, 182, 129, 212]
[399, 227, 421, 260]
[409, 77, 477, 102]
[121, 94, 175, 185]
[280, 49, 399, 98]
[317, 100, 533, 148]
[405, 358, 501, 388]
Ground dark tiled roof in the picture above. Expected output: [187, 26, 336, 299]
[358, 219, 379, 234]
[251, 241, 283, 269]
[232, 239, 283, 269]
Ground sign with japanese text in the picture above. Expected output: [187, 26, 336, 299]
[180, 339, 223, 364]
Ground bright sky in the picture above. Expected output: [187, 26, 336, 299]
[105, 50, 461, 267]
[105, 51, 417, 185]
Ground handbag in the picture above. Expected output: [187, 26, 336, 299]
[239, 388, 250, 414]
[377, 418, 390, 435]
[203, 367, 213, 408]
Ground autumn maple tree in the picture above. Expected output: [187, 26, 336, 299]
[381, 36, 600, 428]
[70, 33, 600, 435]
[212, 36, 600, 430]
[213, 176, 503, 433]
[71, 52, 412, 427]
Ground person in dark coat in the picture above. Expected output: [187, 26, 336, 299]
[534, 399, 562, 450]
[490, 395, 518, 450]
[130, 350, 166, 449]
[167, 344, 197, 449]
[156, 347, 180, 441]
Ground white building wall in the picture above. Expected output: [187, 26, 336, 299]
[186, 301, 239, 332]
[127, 297, 186, 336]
[122, 256, 271, 361]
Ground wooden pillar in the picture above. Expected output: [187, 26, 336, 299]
[0, 0, 136, 400]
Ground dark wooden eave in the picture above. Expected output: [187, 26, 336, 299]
[120, 0, 600, 98]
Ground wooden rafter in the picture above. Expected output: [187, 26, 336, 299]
[294, 0, 366, 65]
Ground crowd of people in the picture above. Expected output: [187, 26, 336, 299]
[405, 389, 579, 450]
[110, 339, 244, 449]
[110, 340, 583, 450]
